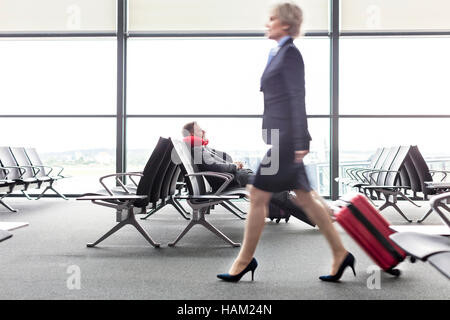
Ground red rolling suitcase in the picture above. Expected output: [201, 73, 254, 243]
[335, 193, 407, 276]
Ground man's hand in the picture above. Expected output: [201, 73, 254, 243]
[294, 150, 309, 163]
[234, 161, 244, 169]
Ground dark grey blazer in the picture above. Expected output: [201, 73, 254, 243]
[191, 145, 252, 192]
[260, 37, 311, 151]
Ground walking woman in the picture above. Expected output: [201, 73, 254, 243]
[217, 2, 355, 283]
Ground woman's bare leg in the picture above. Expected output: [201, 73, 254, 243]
[292, 189, 348, 275]
[228, 185, 272, 275]
[311, 190, 336, 221]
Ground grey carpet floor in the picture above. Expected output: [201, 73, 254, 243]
[0, 198, 449, 300]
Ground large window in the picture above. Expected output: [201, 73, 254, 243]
[0, 118, 116, 194]
[0, 39, 116, 193]
[339, 118, 450, 194]
[0, 0, 116, 32]
[128, 0, 329, 33]
[2, 0, 450, 198]
[127, 38, 329, 115]
[0, 39, 116, 115]
[127, 117, 330, 195]
[340, 37, 450, 115]
[341, 0, 450, 32]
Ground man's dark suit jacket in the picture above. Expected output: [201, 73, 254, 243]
[191, 145, 252, 192]
[260, 37, 311, 151]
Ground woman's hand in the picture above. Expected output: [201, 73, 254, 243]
[294, 150, 309, 163]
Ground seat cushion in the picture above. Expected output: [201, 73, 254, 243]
[427, 252, 450, 279]
[221, 187, 249, 197]
[390, 232, 450, 260]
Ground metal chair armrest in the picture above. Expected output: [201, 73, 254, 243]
[0, 165, 26, 178]
[0, 166, 10, 176]
[185, 171, 234, 195]
[429, 170, 450, 182]
[17, 165, 41, 178]
[429, 192, 450, 227]
[38, 165, 54, 176]
[47, 165, 65, 177]
[99, 172, 144, 195]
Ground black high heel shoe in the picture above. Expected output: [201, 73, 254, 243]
[217, 258, 258, 282]
[319, 252, 356, 282]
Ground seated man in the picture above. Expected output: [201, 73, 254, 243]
[181, 121, 254, 193]
[181, 121, 318, 226]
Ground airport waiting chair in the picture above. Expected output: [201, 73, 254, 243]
[344, 147, 391, 195]
[390, 192, 450, 279]
[0, 147, 41, 211]
[176, 174, 248, 220]
[10, 147, 64, 200]
[336, 147, 384, 187]
[0, 167, 17, 212]
[140, 158, 191, 220]
[76, 137, 172, 248]
[137, 147, 190, 220]
[112, 149, 191, 221]
[165, 165, 192, 217]
[406, 146, 450, 223]
[168, 138, 241, 247]
[361, 145, 417, 222]
[340, 146, 399, 205]
[0, 229, 13, 242]
[24, 147, 68, 200]
[9, 147, 49, 200]
[176, 145, 249, 219]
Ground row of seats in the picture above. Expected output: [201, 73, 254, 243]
[78, 137, 249, 248]
[391, 191, 450, 279]
[336, 145, 450, 223]
[0, 147, 67, 212]
[76, 138, 450, 279]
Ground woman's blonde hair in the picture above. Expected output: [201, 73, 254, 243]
[272, 2, 303, 38]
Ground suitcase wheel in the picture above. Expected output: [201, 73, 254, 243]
[270, 218, 274, 221]
[409, 257, 416, 263]
[276, 218, 281, 223]
[285, 217, 290, 223]
[386, 268, 401, 277]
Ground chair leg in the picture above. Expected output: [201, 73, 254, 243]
[22, 190, 33, 200]
[0, 199, 17, 213]
[390, 202, 413, 223]
[417, 202, 450, 223]
[87, 219, 129, 248]
[362, 191, 378, 207]
[378, 192, 412, 223]
[417, 208, 433, 223]
[168, 199, 190, 220]
[219, 202, 246, 220]
[167, 219, 197, 247]
[35, 186, 50, 200]
[172, 198, 190, 215]
[378, 201, 389, 212]
[130, 218, 161, 248]
[35, 185, 68, 200]
[140, 204, 164, 220]
[88, 209, 160, 248]
[224, 200, 247, 214]
[168, 208, 240, 247]
[49, 186, 68, 200]
[440, 203, 450, 212]
[398, 192, 421, 208]
[198, 217, 241, 247]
